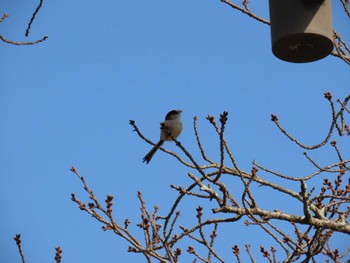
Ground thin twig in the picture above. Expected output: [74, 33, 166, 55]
[220, 0, 270, 25]
[271, 94, 350, 150]
[339, 0, 350, 19]
[332, 31, 350, 65]
[0, 35, 48, 45]
[130, 120, 208, 169]
[245, 244, 257, 263]
[337, 99, 350, 114]
[196, 209, 224, 263]
[14, 234, 26, 263]
[25, 0, 44, 37]
[54, 247, 63, 263]
[0, 13, 9, 22]
[193, 116, 213, 163]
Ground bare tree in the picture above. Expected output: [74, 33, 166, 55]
[68, 3, 350, 262]
[10, 1, 349, 262]
[70, 91, 349, 262]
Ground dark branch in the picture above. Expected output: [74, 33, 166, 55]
[25, 0, 44, 37]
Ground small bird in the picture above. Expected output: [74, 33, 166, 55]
[143, 109, 183, 164]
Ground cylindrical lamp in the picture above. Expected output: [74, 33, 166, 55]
[269, 0, 333, 63]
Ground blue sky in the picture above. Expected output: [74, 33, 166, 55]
[1, 0, 349, 262]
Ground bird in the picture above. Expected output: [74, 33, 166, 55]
[143, 109, 183, 164]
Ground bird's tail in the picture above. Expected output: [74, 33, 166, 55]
[143, 140, 164, 164]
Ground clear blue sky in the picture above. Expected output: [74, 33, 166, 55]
[1, 0, 349, 262]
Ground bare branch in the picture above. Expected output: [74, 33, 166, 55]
[332, 31, 350, 65]
[270, 94, 350, 150]
[1, 4, 48, 46]
[220, 0, 270, 25]
[14, 234, 26, 263]
[0, 13, 9, 22]
[13, 234, 62, 263]
[232, 244, 241, 263]
[0, 34, 48, 45]
[73, 98, 349, 261]
[54, 247, 63, 263]
[300, 180, 312, 222]
[25, 0, 44, 37]
[339, 0, 350, 18]
[245, 244, 257, 263]
[129, 120, 197, 169]
[193, 116, 213, 164]
[213, 206, 350, 234]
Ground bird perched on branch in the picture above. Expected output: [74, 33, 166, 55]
[143, 110, 183, 164]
